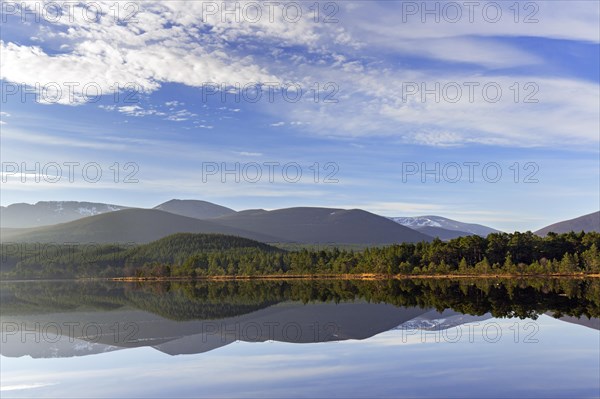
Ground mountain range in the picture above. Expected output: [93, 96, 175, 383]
[0, 203, 429, 244]
[0, 209, 279, 244]
[1, 200, 597, 245]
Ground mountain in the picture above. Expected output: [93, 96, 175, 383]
[154, 199, 236, 219]
[0, 209, 278, 244]
[0, 201, 128, 228]
[389, 215, 501, 237]
[210, 207, 432, 244]
[535, 211, 600, 236]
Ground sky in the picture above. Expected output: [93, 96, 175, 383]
[0, 0, 599, 231]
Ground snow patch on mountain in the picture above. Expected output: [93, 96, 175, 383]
[391, 217, 443, 228]
[388, 215, 501, 236]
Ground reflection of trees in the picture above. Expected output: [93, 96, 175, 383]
[1, 278, 598, 321]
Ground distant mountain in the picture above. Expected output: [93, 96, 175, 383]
[535, 211, 600, 236]
[390, 215, 501, 237]
[0, 201, 128, 228]
[154, 199, 236, 219]
[0, 201, 435, 244]
[211, 207, 432, 244]
[1, 209, 278, 244]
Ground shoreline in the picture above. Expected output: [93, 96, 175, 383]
[2, 274, 598, 283]
[110, 273, 600, 282]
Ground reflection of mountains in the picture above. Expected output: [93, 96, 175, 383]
[395, 309, 494, 331]
[1, 278, 598, 358]
[2, 302, 428, 357]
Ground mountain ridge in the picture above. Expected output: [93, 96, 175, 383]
[153, 199, 236, 219]
[535, 211, 600, 236]
[0, 208, 280, 244]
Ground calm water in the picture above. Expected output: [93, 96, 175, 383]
[1, 279, 599, 398]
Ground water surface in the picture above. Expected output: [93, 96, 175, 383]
[1, 279, 599, 398]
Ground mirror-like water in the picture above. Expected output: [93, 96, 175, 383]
[1, 279, 599, 398]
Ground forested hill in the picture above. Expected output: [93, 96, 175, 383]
[125, 233, 282, 265]
[1, 233, 283, 277]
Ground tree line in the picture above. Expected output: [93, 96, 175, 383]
[1, 231, 599, 279]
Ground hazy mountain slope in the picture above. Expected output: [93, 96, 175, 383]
[1, 209, 279, 244]
[548, 314, 600, 331]
[535, 211, 600, 236]
[154, 199, 236, 219]
[211, 207, 432, 244]
[0, 201, 128, 228]
[390, 215, 501, 236]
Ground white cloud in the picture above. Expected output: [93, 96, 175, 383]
[165, 109, 197, 122]
[344, 1, 600, 43]
[237, 151, 263, 157]
[0, 1, 290, 105]
[1, 1, 598, 150]
[0, 383, 58, 392]
[118, 105, 157, 117]
[268, 67, 599, 148]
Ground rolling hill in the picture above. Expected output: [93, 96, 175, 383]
[154, 199, 236, 219]
[210, 207, 432, 244]
[535, 211, 600, 236]
[1, 209, 279, 244]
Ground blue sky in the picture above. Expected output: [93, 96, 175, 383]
[1, 0, 599, 231]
